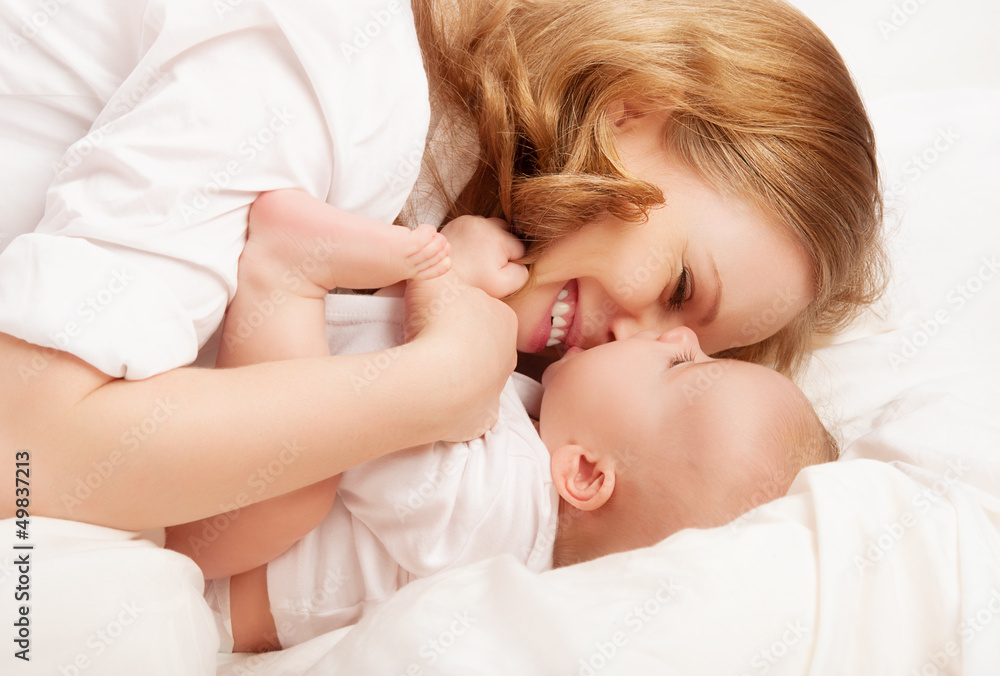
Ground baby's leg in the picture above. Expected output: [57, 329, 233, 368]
[229, 565, 281, 653]
[244, 187, 451, 292]
[218, 188, 450, 366]
[165, 474, 339, 581]
[167, 190, 448, 579]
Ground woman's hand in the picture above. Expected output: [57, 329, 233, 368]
[440, 216, 529, 299]
[403, 269, 518, 441]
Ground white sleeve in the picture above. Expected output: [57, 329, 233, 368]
[0, 0, 429, 379]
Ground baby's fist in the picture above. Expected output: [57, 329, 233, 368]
[440, 216, 529, 299]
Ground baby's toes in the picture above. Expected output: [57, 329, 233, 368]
[411, 252, 452, 281]
[410, 234, 451, 280]
[403, 223, 439, 256]
[407, 227, 447, 263]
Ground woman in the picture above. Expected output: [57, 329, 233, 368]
[0, 0, 883, 532]
[425, 0, 885, 374]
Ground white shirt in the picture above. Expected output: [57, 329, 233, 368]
[0, 0, 430, 379]
[267, 295, 559, 648]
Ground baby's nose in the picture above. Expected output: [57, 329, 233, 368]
[655, 326, 701, 350]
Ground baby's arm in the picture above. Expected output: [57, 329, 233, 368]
[166, 190, 451, 580]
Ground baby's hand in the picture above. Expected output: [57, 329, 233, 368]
[440, 216, 529, 298]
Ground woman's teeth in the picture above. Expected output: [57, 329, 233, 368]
[547, 289, 571, 347]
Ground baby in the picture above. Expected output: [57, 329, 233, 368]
[172, 189, 836, 652]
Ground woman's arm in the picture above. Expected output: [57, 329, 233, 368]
[0, 273, 516, 531]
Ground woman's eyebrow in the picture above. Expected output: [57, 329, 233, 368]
[697, 256, 723, 327]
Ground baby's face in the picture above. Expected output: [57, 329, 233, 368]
[539, 326, 715, 457]
[540, 327, 801, 540]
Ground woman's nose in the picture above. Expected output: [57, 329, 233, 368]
[609, 312, 643, 341]
[609, 310, 682, 342]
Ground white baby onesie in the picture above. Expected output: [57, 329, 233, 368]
[264, 294, 559, 648]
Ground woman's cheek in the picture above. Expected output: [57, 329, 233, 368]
[505, 296, 538, 351]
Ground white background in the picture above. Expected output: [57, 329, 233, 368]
[790, 0, 1000, 101]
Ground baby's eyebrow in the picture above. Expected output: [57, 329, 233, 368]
[696, 256, 722, 327]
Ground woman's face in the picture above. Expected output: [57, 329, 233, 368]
[507, 110, 814, 356]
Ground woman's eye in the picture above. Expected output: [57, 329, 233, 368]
[666, 267, 693, 311]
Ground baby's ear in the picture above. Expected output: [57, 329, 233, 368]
[550, 445, 616, 511]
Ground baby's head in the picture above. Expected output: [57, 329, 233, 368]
[539, 327, 836, 568]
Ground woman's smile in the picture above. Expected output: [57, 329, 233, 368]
[507, 132, 813, 356]
[538, 279, 580, 351]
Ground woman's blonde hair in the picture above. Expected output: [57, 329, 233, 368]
[413, 0, 887, 375]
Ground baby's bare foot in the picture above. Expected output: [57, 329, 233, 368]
[242, 191, 451, 297]
[398, 223, 451, 286]
[316, 221, 451, 289]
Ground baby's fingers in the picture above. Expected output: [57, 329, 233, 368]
[501, 228, 526, 262]
[491, 261, 530, 299]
